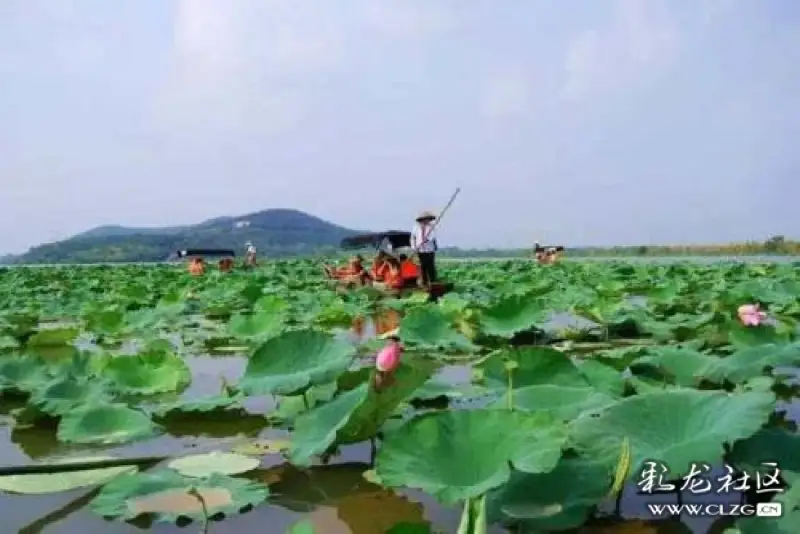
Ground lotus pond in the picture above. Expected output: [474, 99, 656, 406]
[0, 259, 799, 533]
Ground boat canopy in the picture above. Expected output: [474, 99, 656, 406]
[174, 249, 236, 259]
[340, 231, 411, 250]
[534, 244, 565, 253]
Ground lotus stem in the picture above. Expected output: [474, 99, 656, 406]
[457, 497, 472, 534]
[302, 391, 310, 410]
[369, 437, 377, 466]
[0, 455, 165, 476]
[188, 487, 210, 534]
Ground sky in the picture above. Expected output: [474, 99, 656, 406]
[1, 0, 798, 253]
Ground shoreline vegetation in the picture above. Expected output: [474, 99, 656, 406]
[442, 235, 800, 259]
[1, 235, 796, 266]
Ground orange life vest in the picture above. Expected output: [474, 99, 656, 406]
[383, 265, 404, 289]
[400, 260, 419, 279]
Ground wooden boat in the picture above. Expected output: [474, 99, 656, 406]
[337, 231, 454, 300]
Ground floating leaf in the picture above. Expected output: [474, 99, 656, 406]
[168, 451, 260, 478]
[0, 456, 138, 494]
[57, 403, 160, 445]
[91, 470, 269, 523]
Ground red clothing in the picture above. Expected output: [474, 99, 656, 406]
[400, 260, 419, 280]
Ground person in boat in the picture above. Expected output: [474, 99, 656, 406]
[534, 242, 559, 265]
[218, 257, 234, 272]
[188, 257, 205, 275]
[398, 254, 421, 286]
[324, 255, 368, 285]
[410, 210, 438, 286]
[370, 251, 390, 282]
[244, 241, 257, 267]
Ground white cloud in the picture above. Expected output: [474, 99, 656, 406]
[480, 69, 536, 120]
[562, 0, 678, 100]
[360, 1, 456, 40]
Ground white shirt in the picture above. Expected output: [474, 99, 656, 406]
[410, 223, 438, 253]
[246, 245, 256, 254]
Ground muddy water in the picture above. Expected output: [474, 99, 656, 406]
[0, 310, 789, 533]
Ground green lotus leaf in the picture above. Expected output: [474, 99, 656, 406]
[168, 451, 260, 478]
[90, 469, 269, 523]
[271, 382, 339, 422]
[697, 343, 800, 384]
[289, 361, 434, 465]
[375, 409, 568, 503]
[28, 375, 110, 416]
[733, 471, 800, 534]
[228, 297, 286, 340]
[479, 347, 589, 390]
[399, 307, 475, 351]
[729, 428, 800, 474]
[491, 385, 618, 421]
[287, 520, 316, 534]
[728, 323, 790, 348]
[0, 456, 138, 494]
[154, 393, 244, 416]
[57, 403, 161, 445]
[570, 390, 776, 479]
[575, 360, 625, 397]
[239, 330, 356, 396]
[102, 349, 191, 395]
[631, 346, 717, 387]
[26, 326, 80, 348]
[479, 295, 548, 338]
[0, 357, 52, 394]
[84, 308, 125, 336]
[486, 456, 611, 531]
[232, 438, 291, 456]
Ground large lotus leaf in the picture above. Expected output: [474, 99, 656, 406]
[26, 326, 79, 348]
[492, 385, 618, 422]
[0, 456, 138, 494]
[479, 295, 548, 338]
[733, 471, 800, 534]
[399, 307, 475, 352]
[575, 360, 625, 397]
[102, 349, 190, 395]
[153, 393, 245, 416]
[239, 330, 355, 396]
[289, 386, 369, 465]
[486, 456, 611, 531]
[697, 343, 800, 384]
[84, 309, 125, 336]
[728, 323, 791, 348]
[228, 299, 286, 340]
[272, 382, 339, 422]
[375, 409, 568, 503]
[90, 469, 269, 523]
[28, 375, 110, 416]
[288, 362, 432, 464]
[57, 403, 161, 445]
[479, 347, 589, 390]
[631, 346, 718, 387]
[0, 357, 52, 394]
[570, 390, 775, 479]
[337, 360, 436, 443]
[168, 451, 260, 478]
[729, 428, 800, 474]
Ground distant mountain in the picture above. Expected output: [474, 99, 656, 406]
[11, 209, 363, 264]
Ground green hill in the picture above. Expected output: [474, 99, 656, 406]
[10, 209, 363, 264]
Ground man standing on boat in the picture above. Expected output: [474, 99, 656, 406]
[410, 211, 438, 286]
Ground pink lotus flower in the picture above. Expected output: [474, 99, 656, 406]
[374, 337, 402, 391]
[738, 303, 766, 326]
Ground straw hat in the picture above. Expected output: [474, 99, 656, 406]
[416, 210, 436, 222]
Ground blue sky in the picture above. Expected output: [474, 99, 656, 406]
[1, 0, 797, 253]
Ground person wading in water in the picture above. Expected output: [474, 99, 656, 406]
[410, 211, 438, 287]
